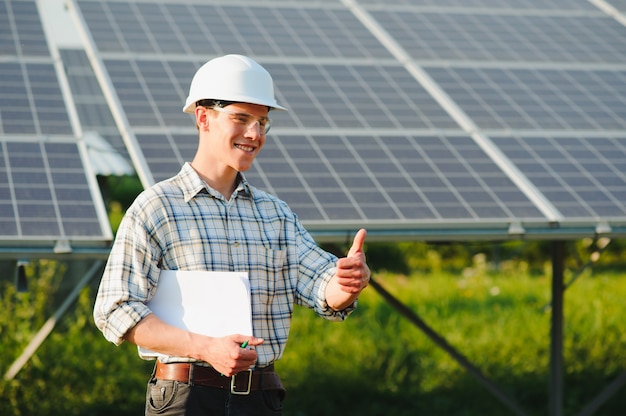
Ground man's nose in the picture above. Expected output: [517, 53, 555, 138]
[244, 120, 263, 138]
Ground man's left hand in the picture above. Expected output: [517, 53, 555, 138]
[326, 228, 370, 310]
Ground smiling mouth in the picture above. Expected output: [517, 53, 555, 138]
[235, 144, 255, 152]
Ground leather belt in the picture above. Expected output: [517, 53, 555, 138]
[155, 362, 283, 395]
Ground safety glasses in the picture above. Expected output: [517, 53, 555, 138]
[211, 106, 272, 135]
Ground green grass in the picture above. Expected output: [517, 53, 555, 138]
[1, 268, 625, 415]
[278, 270, 626, 415]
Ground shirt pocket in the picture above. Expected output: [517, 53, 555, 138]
[246, 244, 288, 311]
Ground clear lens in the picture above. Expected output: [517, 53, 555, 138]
[212, 106, 272, 135]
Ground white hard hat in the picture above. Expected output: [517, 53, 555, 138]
[183, 54, 287, 113]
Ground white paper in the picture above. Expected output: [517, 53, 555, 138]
[138, 270, 252, 358]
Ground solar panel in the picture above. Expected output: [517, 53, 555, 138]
[60, 49, 129, 161]
[65, 0, 626, 239]
[0, 62, 74, 136]
[3, 0, 50, 56]
[370, 10, 626, 63]
[265, 63, 460, 130]
[0, 137, 112, 248]
[491, 135, 626, 219]
[605, 0, 626, 13]
[358, 0, 596, 9]
[0, 0, 112, 254]
[255, 133, 543, 223]
[77, 2, 393, 59]
[425, 67, 626, 131]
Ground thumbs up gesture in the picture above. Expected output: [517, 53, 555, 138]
[326, 229, 371, 311]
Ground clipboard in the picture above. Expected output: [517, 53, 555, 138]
[138, 270, 253, 358]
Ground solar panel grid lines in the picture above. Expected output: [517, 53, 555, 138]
[357, 0, 599, 12]
[135, 132, 191, 182]
[261, 134, 333, 221]
[62, 0, 626, 238]
[0, 62, 62, 134]
[401, 136, 502, 219]
[6, 0, 50, 57]
[369, 10, 626, 64]
[314, 133, 407, 221]
[0, 61, 74, 136]
[334, 135, 408, 220]
[420, 135, 519, 218]
[61, 49, 128, 161]
[424, 66, 626, 132]
[267, 63, 330, 130]
[0, 0, 116, 251]
[252, 133, 547, 223]
[134, 2, 192, 56]
[357, 134, 453, 219]
[74, 1, 124, 53]
[265, 62, 460, 130]
[0, 137, 110, 243]
[592, 0, 626, 27]
[76, 0, 393, 59]
[491, 135, 626, 219]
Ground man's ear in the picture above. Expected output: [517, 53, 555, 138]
[195, 106, 209, 131]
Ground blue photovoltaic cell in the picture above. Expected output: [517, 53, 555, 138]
[371, 11, 626, 63]
[605, 0, 626, 12]
[253, 134, 543, 222]
[359, 0, 596, 10]
[0, 62, 73, 136]
[0, 1, 16, 56]
[0, 139, 108, 240]
[491, 136, 626, 218]
[0, 0, 112, 248]
[138, 131, 542, 223]
[425, 67, 626, 131]
[78, 1, 392, 59]
[61, 49, 129, 160]
[67, 0, 626, 233]
[2, 0, 50, 57]
[102, 59, 459, 131]
[265, 63, 459, 130]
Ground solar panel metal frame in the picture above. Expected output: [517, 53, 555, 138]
[66, 0, 626, 241]
[0, 0, 113, 257]
[0, 135, 113, 252]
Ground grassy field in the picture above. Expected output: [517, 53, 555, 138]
[278, 268, 626, 415]
[1, 262, 625, 415]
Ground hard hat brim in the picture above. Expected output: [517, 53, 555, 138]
[183, 98, 287, 114]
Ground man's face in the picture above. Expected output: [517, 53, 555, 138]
[203, 102, 269, 173]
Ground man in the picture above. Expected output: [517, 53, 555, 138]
[93, 54, 370, 416]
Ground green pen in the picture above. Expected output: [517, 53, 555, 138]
[220, 340, 250, 377]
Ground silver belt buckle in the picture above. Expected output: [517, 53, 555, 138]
[230, 369, 253, 395]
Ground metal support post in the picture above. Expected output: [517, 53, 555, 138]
[369, 277, 530, 416]
[4, 260, 104, 380]
[550, 241, 565, 416]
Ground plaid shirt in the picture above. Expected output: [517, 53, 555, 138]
[94, 162, 354, 366]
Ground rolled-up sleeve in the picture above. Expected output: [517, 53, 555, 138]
[93, 201, 160, 345]
[293, 219, 356, 321]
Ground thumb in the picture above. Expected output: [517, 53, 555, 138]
[347, 229, 367, 258]
[233, 334, 264, 346]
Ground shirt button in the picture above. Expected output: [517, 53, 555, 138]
[232, 241, 240, 248]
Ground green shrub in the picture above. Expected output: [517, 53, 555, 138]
[1, 258, 625, 415]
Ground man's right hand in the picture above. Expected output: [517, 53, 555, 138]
[125, 314, 264, 375]
[202, 334, 264, 376]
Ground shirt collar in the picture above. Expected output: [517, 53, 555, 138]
[179, 162, 252, 202]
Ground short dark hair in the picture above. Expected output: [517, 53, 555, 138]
[195, 99, 236, 108]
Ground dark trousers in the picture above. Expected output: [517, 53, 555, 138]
[145, 376, 285, 416]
